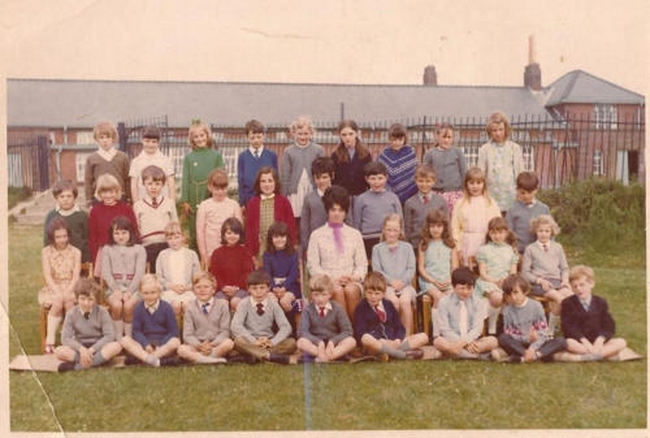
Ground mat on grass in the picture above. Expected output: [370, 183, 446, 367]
[9, 354, 126, 372]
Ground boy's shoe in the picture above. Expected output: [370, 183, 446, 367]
[57, 361, 76, 372]
[267, 353, 290, 365]
[404, 349, 424, 360]
[124, 354, 140, 366]
[298, 354, 316, 364]
[160, 356, 183, 367]
[375, 352, 390, 362]
[44, 344, 55, 354]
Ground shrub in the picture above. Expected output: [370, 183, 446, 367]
[538, 178, 645, 258]
[8, 186, 33, 210]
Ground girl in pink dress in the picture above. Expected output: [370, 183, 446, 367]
[451, 167, 501, 271]
[39, 218, 81, 353]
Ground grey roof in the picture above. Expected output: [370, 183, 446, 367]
[7, 72, 643, 129]
[544, 69, 645, 106]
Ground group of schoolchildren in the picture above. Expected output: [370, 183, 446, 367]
[38, 112, 628, 371]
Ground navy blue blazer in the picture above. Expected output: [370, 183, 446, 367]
[353, 298, 405, 343]
[561, 294, 615, 342]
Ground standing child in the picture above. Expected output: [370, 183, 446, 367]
[418, 210, 460, 337]
[297, 274, 356, 363]
[281, 116, 325, 233]
[133, 165, 178, 272]
[55, 278, 122, 371]
[495, 274, 567, 363]
[129, 125, 175, 203]
[331, 119, 372, 203]
[177, 271, 235, 364]
[522, 215, 572, 335]
[475, 217, 519, 335]
[157, 222, 201, 316]
[181, 121, 224, 250]
[403, 165, 449, 250]
[245, 167, 296, 262]
[377, 123, 418, 205]
[477, 112, 524, 214]
[196, 168, 243, 267]
[263, 222, 303, 334]
[300, 156, 337, 250]
[121, 274, 180, 367]
[209, 217, 254, 312]
[352, 161, 402, 260]
[451, 167, 501, 270]
[88, 174, 137, 269]
[422, 122, 467, 215]
[353, 272, 428, 361]
[506, 171, 550, 256]
[84, 121, 130, 207]
[43, 179, 90, 263]
[39, 218, 82, 353]
[433, 267, 498, 359]
[237, 119, 279, 207]
[231, 269, 297, 364]
[101, 216, 147, 341]
[307, 186, 367, 323]
[371, 214, 417, 335]
[561, 265, 627, 361]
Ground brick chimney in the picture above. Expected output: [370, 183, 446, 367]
[524, 35, 542, 91]
[423, 65, 438, 86]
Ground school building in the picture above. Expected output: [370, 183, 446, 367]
[7, 47, 645, 192]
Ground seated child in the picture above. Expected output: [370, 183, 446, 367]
[433, 267, 498, 359]
[297, 274, 356, 363]
[263, 221, 303, 333]
[521, 214, 572, 335]
[353, 272, 428, 361]
[101, 216, 147, 341]
[230, 269, 297, 364]
[177, 271, 235, 364]
[120, 274, 180, 367]
[352, 161, 402, 260]
[300, 156, 336, 251]
[209, 217, 254, 312]
[43, 179, 90, 263]
[157, 221, 201, 316]
[133, 165, 178, 272]
[561, 265, 627, 361]
[39, 218, 81, 353]
[403, 165, 449, 250]
[506, 171, 550, 256]
[55, 278, 122, 371]
[496, 274, 567, 363]
[371, 213, 417, 335]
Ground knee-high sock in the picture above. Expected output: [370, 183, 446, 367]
[487, 306, 500, 335]
[46, 314, 63, 345]
[113, 320, 124, 341]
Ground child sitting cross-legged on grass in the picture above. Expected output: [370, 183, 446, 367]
[120, 274, 180, 367]
[433, 267, 498, 359]
[231, 269, 297, 364]
[56, 278, 122, 372]
[560, 265, 627, 361]
[353, 271, 428, 361]
[297, 274, 356, 363]
[494, 274, 567, 363]
[177, 271, 234, 364]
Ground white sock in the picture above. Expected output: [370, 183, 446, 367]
[487, 306, 500, 334]
[431, 308, 440, 338]
[124, 323, 132, 337]
[113, 320, 124, 341]
[46, 314, 63, 345]
[548, 314, 560, 335]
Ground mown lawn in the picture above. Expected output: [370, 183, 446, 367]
[8, 224, 647, 431]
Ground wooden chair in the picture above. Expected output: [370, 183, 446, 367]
[39, 262, 93, 353]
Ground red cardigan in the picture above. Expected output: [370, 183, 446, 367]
[245, 195, 296, 256]
[209, 244, 254, 289]
[88, 201, 137, 264]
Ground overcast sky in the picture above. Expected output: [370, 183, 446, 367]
[0, 0, 648, 94]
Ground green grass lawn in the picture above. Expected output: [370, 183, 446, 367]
[8, 224, 647, 431]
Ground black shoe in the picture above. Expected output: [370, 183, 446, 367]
[124, 354, 140, 366]
[298, 354, 315, 364]
[404, 349, 424, 360]
[160, 356, 183, 367]
[267, 353, 290, 364]
[57, 361, 76, 372]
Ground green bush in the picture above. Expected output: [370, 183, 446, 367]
[538, 178, 645, 259]
[8, 186, 33, 210]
